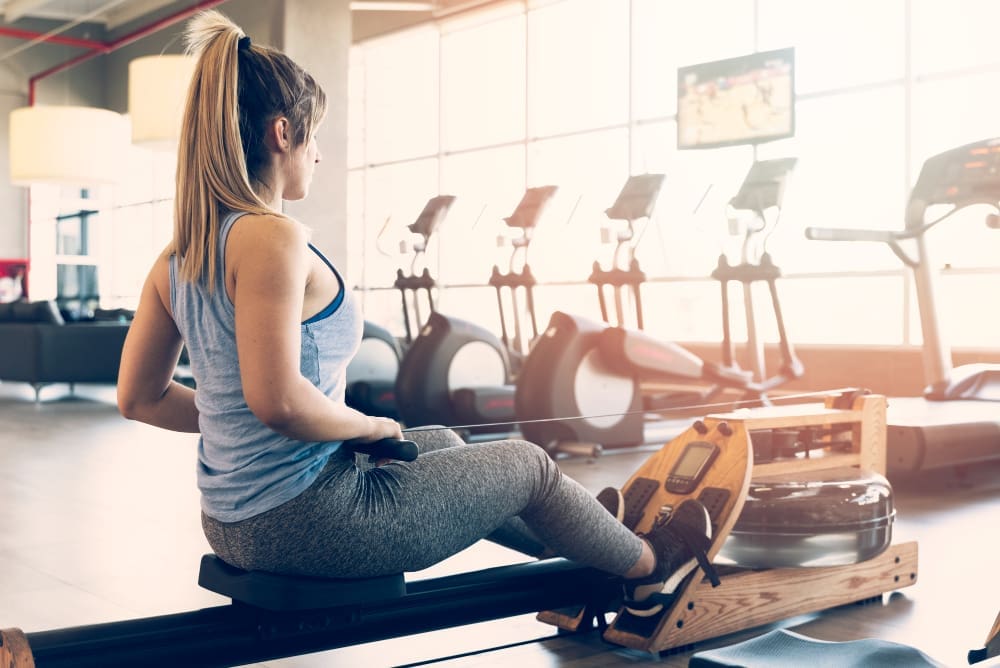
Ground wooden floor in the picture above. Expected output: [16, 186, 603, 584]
[1, 382, 999, 667]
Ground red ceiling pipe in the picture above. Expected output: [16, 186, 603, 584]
[17, 0, 229, 285]
[0, 26, 104, 50]
[27, 0, 229, 105]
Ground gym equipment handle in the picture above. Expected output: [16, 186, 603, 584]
[344, 437, 419, 462]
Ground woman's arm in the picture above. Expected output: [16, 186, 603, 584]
[117, 254, 200, 432]
[228, 214, 401, 443]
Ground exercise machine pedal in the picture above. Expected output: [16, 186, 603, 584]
[601, 417, 753, 650]
[622, 477, 659, 530]
[696, 486, 731, 533]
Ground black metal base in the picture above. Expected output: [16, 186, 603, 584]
[25, 559, 620, 668]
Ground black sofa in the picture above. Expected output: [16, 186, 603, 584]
[0, 300, 131, 400]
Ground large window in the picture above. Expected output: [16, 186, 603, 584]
[349, 0, 1000, 351]
[27, 144, 178, 313]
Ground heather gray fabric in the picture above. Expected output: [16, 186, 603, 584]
[202, 427, 644, 578]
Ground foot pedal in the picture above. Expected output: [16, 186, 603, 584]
[623, 477, 659, 530]
[697, 487, 731, 532]
[612, 567, 699, 640]
[610, 602, 672, 639]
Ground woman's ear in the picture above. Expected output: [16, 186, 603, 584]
[266, 117, 291, 152]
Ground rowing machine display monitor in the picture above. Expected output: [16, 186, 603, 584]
[665, 440, 720, 493]
[729, 157, 798, 214]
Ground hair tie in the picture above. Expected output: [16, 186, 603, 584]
[238, 35, 251, 52]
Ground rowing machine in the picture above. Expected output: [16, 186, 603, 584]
[1, 395, 918, 666]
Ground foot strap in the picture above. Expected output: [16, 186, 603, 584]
[667, 521, 720, 587]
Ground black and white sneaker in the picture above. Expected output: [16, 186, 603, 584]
[622, 499, 719, 617]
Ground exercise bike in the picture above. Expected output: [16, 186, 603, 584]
[394, 186, 558, 434]
[516, 161, 803, 454]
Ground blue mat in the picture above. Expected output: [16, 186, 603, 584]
[689, 629, 945, 667]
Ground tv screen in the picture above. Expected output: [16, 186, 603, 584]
[677, 47, 795, 150]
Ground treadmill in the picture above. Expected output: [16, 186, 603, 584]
[807, 137, 1000, 474]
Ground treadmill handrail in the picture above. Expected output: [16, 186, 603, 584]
[806, 204, 949, 268]
[806, 195, 1000, 246]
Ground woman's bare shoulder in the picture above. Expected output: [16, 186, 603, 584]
[230, 212, 307, 244]
[227, 213, 310, 270]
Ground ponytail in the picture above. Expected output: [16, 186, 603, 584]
[172, 9, 327, 288]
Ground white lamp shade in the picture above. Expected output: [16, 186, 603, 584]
[128, 54, 195, 149]
[8, 105, 130, 187]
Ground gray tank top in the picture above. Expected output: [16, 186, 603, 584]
[169, 210, 363, 522]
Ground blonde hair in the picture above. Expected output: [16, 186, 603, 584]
[172, 9, 328, 287]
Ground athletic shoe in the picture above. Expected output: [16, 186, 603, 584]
[622, 499, 719, 617]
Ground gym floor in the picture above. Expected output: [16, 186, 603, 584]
[1, 382, 998, 667]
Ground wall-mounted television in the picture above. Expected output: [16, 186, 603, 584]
[677, 47, 795, 150]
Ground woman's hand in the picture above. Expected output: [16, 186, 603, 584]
[363, 416, 404, 443]
[355, 416, 406, 466]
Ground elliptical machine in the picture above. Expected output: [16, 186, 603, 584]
[345, 195, 456, 419]
[394, 187, 558, 433]
[711, 157, 804, 393]
[344, 321, 403, 418]
[448, 185, 558, 428]
[515, 162, 803, 454]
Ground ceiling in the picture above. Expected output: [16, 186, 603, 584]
[0, 0, 185, 31]
[0, 0, 461, 31]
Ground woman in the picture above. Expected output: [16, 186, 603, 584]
[116, 9, 714, 617]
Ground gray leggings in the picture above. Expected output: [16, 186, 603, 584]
[202, 429, 643, 578]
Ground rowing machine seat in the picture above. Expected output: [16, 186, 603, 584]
[198, 554, 406, 612]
